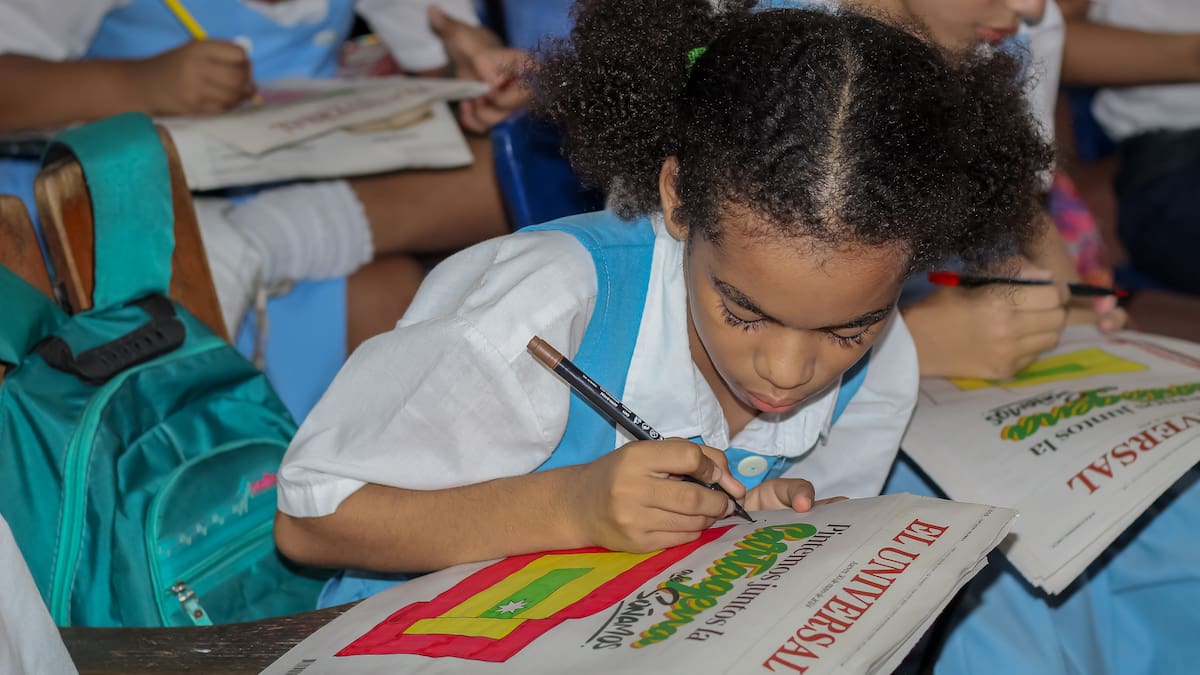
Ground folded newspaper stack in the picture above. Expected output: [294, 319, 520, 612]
[903, 326, 1200, 593]
[263, 494, 1013, 675]
[163, 76, 489, 190]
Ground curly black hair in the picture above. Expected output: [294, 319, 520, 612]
[530, 0, 1053, 271]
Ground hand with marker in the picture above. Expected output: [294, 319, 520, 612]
[743, 478, 846, 513]
[134, 40, 255, 116]
[428, 5, 530, 133]
[904, 260, 1069, 380]
[569, 438, 747, 553]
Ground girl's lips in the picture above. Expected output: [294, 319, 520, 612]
[745, 390, 801, 414]
[976, 25, 1018, 44]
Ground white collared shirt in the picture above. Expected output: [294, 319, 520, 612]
[278, 215, 919, 518]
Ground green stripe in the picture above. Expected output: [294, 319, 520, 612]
[479, 568, 592, 619]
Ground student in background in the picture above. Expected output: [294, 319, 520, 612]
[1059, 0, 1200, 296]
[0, 0, 528, 349]
[273, 0, 1050, 607]
[804, 0, 1125, 381]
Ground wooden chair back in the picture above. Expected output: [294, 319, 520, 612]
[0, 195, 55, 385]
[33, 126, 228, 340]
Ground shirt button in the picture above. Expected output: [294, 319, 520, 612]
[737, 456, 769, 477]
[234, 35, 254, 56]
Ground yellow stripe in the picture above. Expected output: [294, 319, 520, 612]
[162, 0, 207, 39]
[407, 616, 525, 639]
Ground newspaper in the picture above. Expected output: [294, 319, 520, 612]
[179, 76, 488, 155]
[166, 100, 473, 191]
[160, 77, 487, 191]
[261, 494, 1014, 675]
[902, 326, 1200, 594]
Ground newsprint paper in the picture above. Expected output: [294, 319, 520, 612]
[163, 77, 487, 190]
[262, 494, 1013, 675]
[903, 326, 1200, 594]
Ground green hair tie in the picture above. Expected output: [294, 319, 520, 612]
[686, 46, 707, 75]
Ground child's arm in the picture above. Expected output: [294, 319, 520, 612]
[275, 439, 741, 572]
[273, 230, 741, 572]
[1063, 19, 1200, 86]
[0, 41, 253, 132]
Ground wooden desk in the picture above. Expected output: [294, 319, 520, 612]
[60, 604, 354, 675]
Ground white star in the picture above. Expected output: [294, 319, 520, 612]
[495, 600, 527, 614]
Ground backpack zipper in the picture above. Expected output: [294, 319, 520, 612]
[158, 518, 275, 626]
[145, 441, 284, 626]
[169, 581, 213, 626]
[48, 336, 226, 624]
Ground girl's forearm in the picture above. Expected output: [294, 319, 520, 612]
[1062, 22, 1200, 86]
[0, 54, 153, 132]
[274, 466, 587, 573]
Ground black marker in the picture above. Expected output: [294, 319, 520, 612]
[527, 335, 754, 523]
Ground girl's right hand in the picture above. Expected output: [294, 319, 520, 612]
[136, 41, 255, 116]
[570, 439, 745, 553]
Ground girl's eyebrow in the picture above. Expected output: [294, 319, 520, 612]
[713, 277, 893, 330]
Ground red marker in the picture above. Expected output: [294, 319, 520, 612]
[928, 270, 1129, 299]
[482, 73, 519, 106]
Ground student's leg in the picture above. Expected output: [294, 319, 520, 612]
[345, 253, 426, 353]
[351, 134, 510, 255]
[1114, 128, 1200, 295]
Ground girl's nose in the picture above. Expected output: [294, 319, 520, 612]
[757, 332, 817, 392]
[1007, 0, 1047, 22]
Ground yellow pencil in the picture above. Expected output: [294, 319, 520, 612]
[162, 0, 207, 40]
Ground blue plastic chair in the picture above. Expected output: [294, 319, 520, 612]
[490, 111, 604, 231]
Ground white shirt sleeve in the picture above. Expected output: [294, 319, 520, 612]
[0, 516, 77, 675]
[0, 0, 124, 60]
[356, 0, 480, 73]
[277, 229, 598, 518]
[780, 312, 919, 499]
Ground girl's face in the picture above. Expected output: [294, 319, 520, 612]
[660, 171, 907, 426]
[886, 0, 1048, 49]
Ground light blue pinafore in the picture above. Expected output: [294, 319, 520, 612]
[318, 210, 871, 606]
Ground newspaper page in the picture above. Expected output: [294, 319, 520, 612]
[262, 494, 1014, 675]
[902, 326, 1200, 594]
[183, 76, 488, 154]
[167, 100, 472, 191]
[162, 77, 486, 190]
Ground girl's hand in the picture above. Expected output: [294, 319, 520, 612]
[905, 262, 1069, 379]
[744, 478, 846, 512]
[427, 5, 531, 133]
[570, 439, 745, 553]
[136, 41, 255, 116]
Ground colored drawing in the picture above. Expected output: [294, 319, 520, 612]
[951, 348, 1147, 391]
[337, 526, 733, 662]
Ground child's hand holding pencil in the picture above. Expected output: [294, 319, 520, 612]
[136, 40, 256, 116]
[147, 0, 256, 115]
[567, 438, 749, 553]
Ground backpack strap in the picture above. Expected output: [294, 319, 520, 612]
[0, 266, 67, 369]
[34, 294, 184, 385]
[42, 113, 174, 311]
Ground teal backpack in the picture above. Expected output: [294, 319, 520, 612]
[0, 114, 327, 627]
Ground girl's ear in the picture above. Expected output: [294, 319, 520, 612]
[658, 156, 689, 241]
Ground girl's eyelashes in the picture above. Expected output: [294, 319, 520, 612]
[720, 302, 765, 332]
[827, 327, 871, 347]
